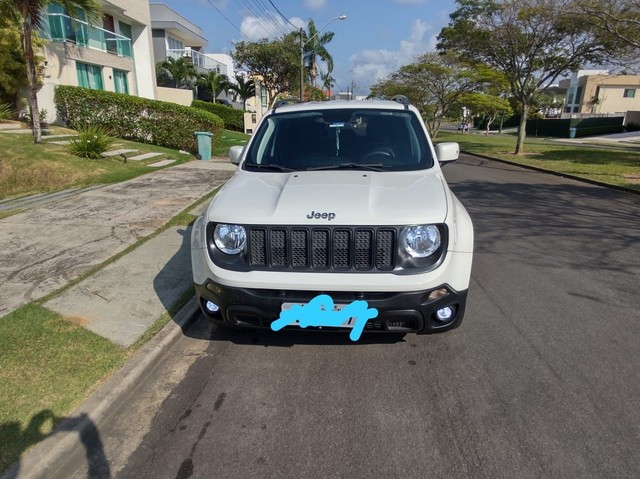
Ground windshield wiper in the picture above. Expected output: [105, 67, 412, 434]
[245, 163, 296, 172]
[307, 163, 386, 172]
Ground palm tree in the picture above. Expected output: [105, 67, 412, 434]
[197, 70, 229, 102]
[227, 74, 255, 110]
[156, 57, 198, 89]
[1, 0, 101, 143]
[319, 70, 335, 99]
[303, 19, 336, 87]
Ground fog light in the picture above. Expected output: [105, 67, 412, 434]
[205, 300, 220, 314]
[435, 306, 454, 322]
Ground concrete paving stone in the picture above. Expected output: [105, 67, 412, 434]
[102, 149, 139, 157]
[42, 134, 78, 139]
[127, 152, 163, 161]
[147, 159, 176, 168]
[0, 123, 22, 130]
[0, 128, 51, 134]
[0, 161, 234, 317]
[45, 227, 192, 347]
[50, 140, 72, 145]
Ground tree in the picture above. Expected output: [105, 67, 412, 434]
[156, 56, 198, 89]
[370, 52, 482, 137]
[570, 0, 640, 51]
[197, 70, 229, 102]
[227, 74, 255, 110]
[0, 15, 40, 106]
[461, 92, 512, 135]
[319, 70, 335, 98]
[233, 33, 300, 106]
[0, 0, 101, 143]
[302, 19, 336, 86]
[438, 0, 623, 154]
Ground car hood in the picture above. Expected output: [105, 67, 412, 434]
[207, 169, 449, 226]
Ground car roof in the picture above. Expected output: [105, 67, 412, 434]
[269, 99, 413, 115]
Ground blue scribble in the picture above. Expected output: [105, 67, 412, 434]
[271, 294, 378, 341]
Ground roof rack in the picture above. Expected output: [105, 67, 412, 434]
[272, 98, 303, 113]
[390, 95, 410, 109]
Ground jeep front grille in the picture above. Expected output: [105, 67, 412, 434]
[248, 227, 396, 271]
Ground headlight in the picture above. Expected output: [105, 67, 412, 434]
[214, 224, 246, 255]
[401, 225, 441, 258]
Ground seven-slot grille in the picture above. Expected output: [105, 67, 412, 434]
[249, 227, 396, 271]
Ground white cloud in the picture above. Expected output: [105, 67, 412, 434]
[305, 0, 327, 10]
[348, 19, 433, 89]
[240, 16, 304, 41]
[393, 0, 428, 4]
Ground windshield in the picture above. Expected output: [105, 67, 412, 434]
[244, 109, 433, 172]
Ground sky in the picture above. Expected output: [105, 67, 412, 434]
[155, 0, 458, 96]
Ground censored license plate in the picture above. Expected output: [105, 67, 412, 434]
[280, 302, 357, 328]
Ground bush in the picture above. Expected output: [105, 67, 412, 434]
[68, 124, 115, 159]
[54, 86, 223, 153]
[191, 100, 244, 132]
[24, 108, 48, 127]
[0, 103, 12, 121]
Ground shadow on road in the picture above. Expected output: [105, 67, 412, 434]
[184, 315, 409, 347]
[1, 411, 109, 479]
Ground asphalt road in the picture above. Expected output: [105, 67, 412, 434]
[52, 154, 640, 479]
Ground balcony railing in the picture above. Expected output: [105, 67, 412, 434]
[167, 49, 227, 74]
[43, 13, 133, 58]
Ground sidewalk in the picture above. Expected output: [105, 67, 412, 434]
[0, 160, 236, 320]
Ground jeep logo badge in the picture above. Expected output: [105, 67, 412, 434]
[306, 211, 336, 221]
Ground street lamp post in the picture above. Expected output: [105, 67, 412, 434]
[300, 15, 347, 101]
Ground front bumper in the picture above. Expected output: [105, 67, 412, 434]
[195, 280, 467, 334]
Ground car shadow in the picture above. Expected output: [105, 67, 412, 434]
[183, 314, 409, 347]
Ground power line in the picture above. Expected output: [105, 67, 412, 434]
[233, 0, 284, 38]
[254, 0, 292, 36]
[266, 0, 300, 31]
[205, 0, 246, 38]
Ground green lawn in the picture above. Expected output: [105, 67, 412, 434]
[215, 129, 250, 157]
[436, 131, 640, 192]
[0, 126, 250, 201]
[0, 189, 215, 474]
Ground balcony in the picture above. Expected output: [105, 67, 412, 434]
[43, 13, 133, 58]
[166, 49, 226, 74]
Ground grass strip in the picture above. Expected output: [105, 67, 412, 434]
[436, 131, 640, 192]
[0, 187, 220, 474]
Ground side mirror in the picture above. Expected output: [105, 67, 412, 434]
[229, 145, 244, 165]
[434, 142, 459, 164]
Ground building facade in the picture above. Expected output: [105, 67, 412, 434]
[563, 70, 640, 116]
[38, 0, 156, 123]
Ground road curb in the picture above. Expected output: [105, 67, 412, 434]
[462, 151, 640, 196]
[2, 297, 201, 479]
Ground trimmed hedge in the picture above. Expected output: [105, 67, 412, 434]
[54, 86, 223, 153]
[191, 100, 244, 132]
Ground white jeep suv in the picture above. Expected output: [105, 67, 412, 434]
[191, 96, 473, 335]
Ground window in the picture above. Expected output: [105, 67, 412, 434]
[624, 89, 636, 98]
[261, 85, 267, 108]
[245, 109, 432, 171]
[76, 62, 104, 90]
[113, 69, 129, 94]
[118, 21, 132, 57]
[167, 36, 183, 51]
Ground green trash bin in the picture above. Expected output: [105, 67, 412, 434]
[569, 127, 577, 139]
[195, 131, 213, 160]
